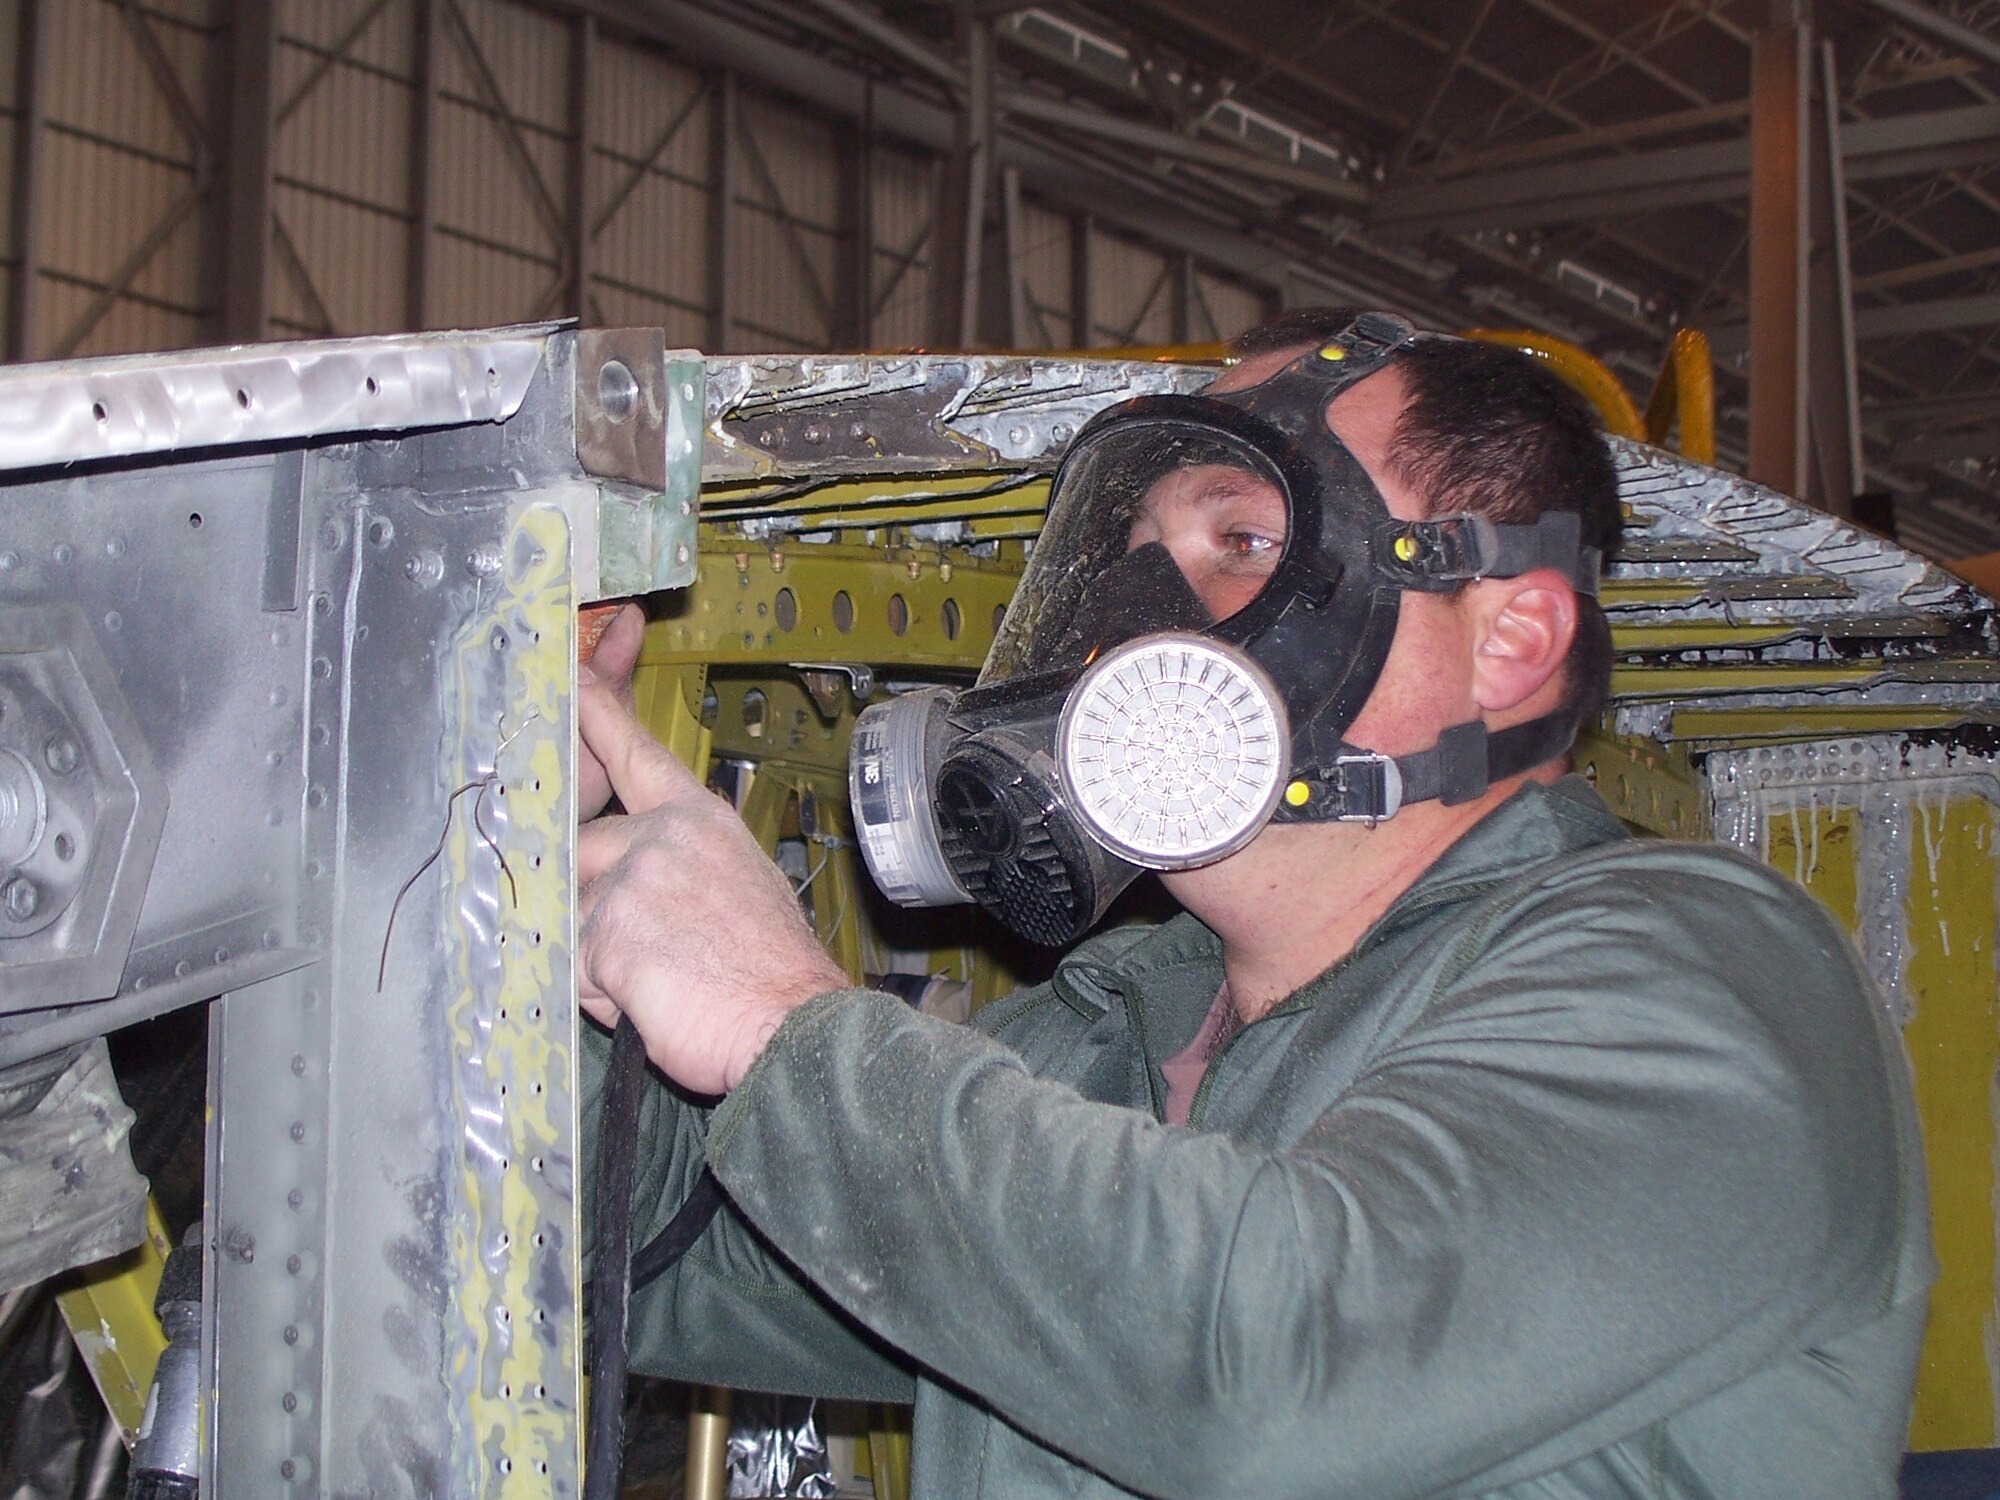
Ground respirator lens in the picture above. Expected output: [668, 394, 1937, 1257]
[1057, 634, 1290, 869]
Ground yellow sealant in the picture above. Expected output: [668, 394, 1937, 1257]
[441, 502, 582, 1497]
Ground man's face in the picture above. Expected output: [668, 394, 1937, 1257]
[1145, 349, 1472, 773]
[1126, 462, 1287, 623]
[1123, 350, 1426, 627]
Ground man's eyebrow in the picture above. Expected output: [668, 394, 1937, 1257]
[1178, 470, 1285, 507]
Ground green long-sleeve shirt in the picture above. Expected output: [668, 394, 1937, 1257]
[583, 776, 1931, 1498]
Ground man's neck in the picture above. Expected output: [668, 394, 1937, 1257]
[1165, 767, 1557, 1024]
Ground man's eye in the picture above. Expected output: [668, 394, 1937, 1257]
[1224, 531, 1278, 556]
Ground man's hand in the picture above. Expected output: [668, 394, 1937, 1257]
[575, 676, 850, 1095]
[578, 602, 646, 822]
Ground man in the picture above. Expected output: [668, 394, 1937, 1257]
[574, 311, 1931, 1498]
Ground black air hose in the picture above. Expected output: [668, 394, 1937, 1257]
[584, 1015, 726, 1500]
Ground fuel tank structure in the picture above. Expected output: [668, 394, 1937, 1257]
[2, 327, 1998, 1492]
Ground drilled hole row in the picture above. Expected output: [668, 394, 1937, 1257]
[770, 587, 999, 642]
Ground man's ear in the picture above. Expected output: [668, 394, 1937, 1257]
[1470, 570, 1577, 715]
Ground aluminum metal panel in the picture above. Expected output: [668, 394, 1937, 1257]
[0, 327, 547, 471]
[203, 452, 581, 1500]
[0, 323, 707, 1493]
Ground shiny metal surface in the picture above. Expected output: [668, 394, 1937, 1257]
[0, 328, 553, 474]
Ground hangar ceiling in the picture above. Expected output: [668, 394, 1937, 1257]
[652, 0, 2000, 560]
[5, 0, 1997, 560]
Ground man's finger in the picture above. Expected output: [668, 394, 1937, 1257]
[577, 813, 638, 888]
[591, 602, 646, 695]
[577, 675, 706, 815]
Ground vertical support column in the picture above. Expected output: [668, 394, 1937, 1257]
[999, 164, 1027, 349]
[407, 0, 437, 331]
[928, 4, 994, 347]
[836, 86, 874, 350]
[7, 0, 46, 362]
[1070, 213, 1094, 349]
[568, 13, 594, 325]
[1171, 255, 1195, 346]
[1747, 5, 1810, 497]
[220, 0, 278, 343]
[1805, 38, 1861, 517]
[707, 71, 737, 353]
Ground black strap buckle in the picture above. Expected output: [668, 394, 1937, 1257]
[1378, 511, 1600, 596]
[1330, 751, 1404, 822]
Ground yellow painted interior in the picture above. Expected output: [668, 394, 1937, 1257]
[1900, 797, 1999, 1450]
[1764, 797, 1860, 928]
[55, 1196, 173, 1442]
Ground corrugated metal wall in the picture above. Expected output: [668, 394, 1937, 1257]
[0, 0, 1271, 361]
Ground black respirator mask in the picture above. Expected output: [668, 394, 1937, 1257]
[847, 312, 1602, 946]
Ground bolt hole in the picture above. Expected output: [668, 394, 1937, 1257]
[91, 401, 109, 423]
[189, 512, 204, 530]
[54, 833, 73, 861]
[940, 597, 961, 641]
[993, 603, 1007, 636]
[364, 375, 379, 395]
[597, 359, 639, 420]
[774, 587, 798, 632]
[831, 590, 854, 633]
[236, 388, 252, 409]
[887, 594, 909, 636]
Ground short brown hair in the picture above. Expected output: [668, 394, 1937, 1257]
[1228, 310, 1623, 730]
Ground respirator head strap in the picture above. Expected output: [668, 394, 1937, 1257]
[1279, 707, 1581, 822]
[1376, 510, 1601, 596]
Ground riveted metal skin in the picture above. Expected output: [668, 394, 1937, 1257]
[6, 326, 2000, 1483]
